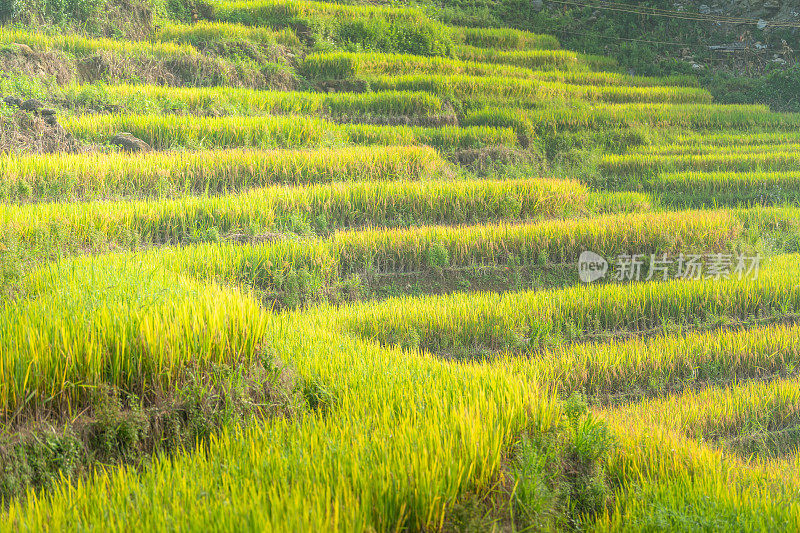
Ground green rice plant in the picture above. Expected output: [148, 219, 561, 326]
[208, 0, 454, 56]
[0, 177, 646, 254]
[455, 45, 624, 78]
[341, 252, 797, 354]
[601, 151, 800, 176]
[654, 130, 800, 146]
[0, 301, 560, 530]
[340, 124, 518, 149]
[60, 113, 508, 150]
[507, 323, 800, 400]
[595, 386, 800, 531]
[628, 143, 800, 156]
[62, 114, 327, 149]
[0, 27, 196, 58]
[301, 51, 543, 80]
[0, 258, 268, 415]
[331, 209, 739, 275]
[524, 103, 800, 133]
[301, 51, 682, 91]
[614, 375, 800, 457]
[155, 21, 300, 48]
[368, 74, 714, 104]
[461, 107, 536, 146]
[646, 171, 800, 207]
[0, 146, 448, 202]
[449, 26, 560, 50]
[453, 46, 584, 71]
[63, 83, 444, 118]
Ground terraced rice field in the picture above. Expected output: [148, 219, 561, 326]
[2, 0, 800, 531]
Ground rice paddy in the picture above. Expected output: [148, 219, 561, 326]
[2, 1, 799, 531]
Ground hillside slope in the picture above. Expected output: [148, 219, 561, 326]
[1, 1, 800, 531]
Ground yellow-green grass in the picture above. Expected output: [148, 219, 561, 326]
[0, 178, 647, 255]
[449, 26, 561, 50]
[0, 27, 195, 58]
[61, 114, 514, 150]
[454, 46, 623, 73]
[614, 375, 800, 456]
[303, 51, 694, 89]
[628, 143, 800, 156]
[0, 258, 267, 416]
[343, 248, 797, 354]
[301, 51, 537, 80]
[453, 46, 585, 71]
[653, 130, 800, 146]
[339, 123, 517, 149]
[505, 323, 800, 401]
[596, 390, 800, 531]
[62, 114, 326, 150]
[155, 21, 300, 47]
[645, 171, 800, 207]
[64, 83, 444, 118]
[601, 151, 800, 176]
[0, 297, 559, 530]
[208, 0, 453, 56]
[367, 74, 714, 104]
[523, 103, 800, 132]
[0, 146, 448, 202]
[4, 250, 800, 529]
[330, 209, 740, 275]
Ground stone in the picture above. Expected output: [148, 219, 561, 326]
[39, 108, 57, 117]
[12, 43, 34, 56]
[110, 132, 151, 153]
[19, 99, 44, 112]
[3, 95, 22, 107]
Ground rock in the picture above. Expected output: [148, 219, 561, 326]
[3, 95, 22, 107]
[44, 115, 59, 127]
[12, 43, 34, 56]
[110, 132, 151, 153]
[531, 0, 543, 10]
[39, 108, 57, 117]
[699, 4, 711, 14]
[19, 99, 44, 112]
